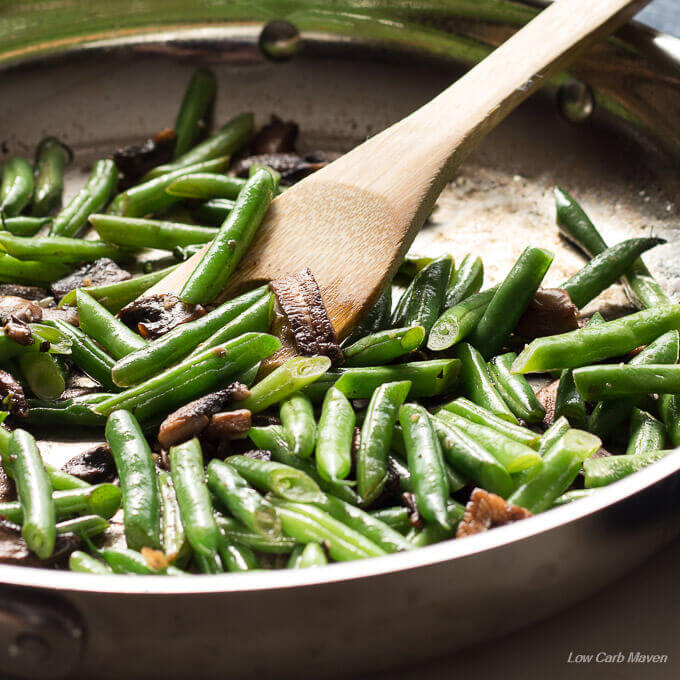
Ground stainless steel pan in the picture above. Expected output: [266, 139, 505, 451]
[1, 2, 680, 678]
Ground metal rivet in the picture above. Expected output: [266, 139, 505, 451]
[258, 20, 301, 61]
[557, 79, 595, 123]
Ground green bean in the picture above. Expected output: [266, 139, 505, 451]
[269, 497, 385, 561]
[455, 343, 517, 423]
[397, 254, 435, 282]
[437, 398, 540, 448]
[561, 237, 665, 309]
[470, 247, 553, 358]
[626, 408, 666, 456]
[587, 329, 679, 437]
[179, 169, 274, 304]
[219, 535, 259, 572]
[509, 429, 601, 512]
[334, 359, 460, 400]
[77, 289, 146, 360]
[427, 286, 498, 351]
[45, 319, 117, 391]
[432, 417, 513, 497]
[107, 157, 229, 218]
[370, 507, 411, 534]
[166, 174, 246, 201]
[316, 386, 355, 482]
[555, 187, 670, 308]
[97, 546, 159, 575]
[147, 113, 253, 179]
[57, 265, 178, 311]
[357, 380, 411, 503]
[538, 416, 570, 456]
[50, 159, 118, 237]
[301, 371, 339, 403]
[553, 369, 586, 428]
[56, 514, 109, 537]
[207, 459, 281, 537]
[169, 438, 219, 559]
[193, 198, 236, 224]
[659, 394, 680, 447]
[1, 216, 50, 236]
[512, 305, 680, 373]
[343, 326, 425, 367]
[247, 425, 360, 505]
[0, 323, 70, 364]
[173, 68, 217, 159]
[0, 252, 69, 285]
[399, 404, 450, 530]
[240, 356, 331, 413]
[32, 137, 70, 216]
[406, 502, 464, 547]
[0, 157, 34, 216]
[387, 455, 413, 492]
[173, 243, 204, 261]
[287, 541, 327, 568]
[105, 410, 161, 550]
[434, 411, 541, 473]
[18, 352, 66, 401]
[552, 489, 596, 507]
[584, 448, 674, 488]
[24, 394, 109, 428]
[69, 550, 113, 574]
[487, 352, 545, 424]
[575, 364, 680, 401]
[111, 286, 269, 386]
[342, 287, 392, 347]
[313, 493, 412, 553]
[90, 214, 216, 250]
[444, 254, 484, 308]
[216, 514, 297, 554]
[280, 392, 316, 458]
[44, 464, 90, 491]
[6, 429, 55, 558]
[157, 469, 189, 565]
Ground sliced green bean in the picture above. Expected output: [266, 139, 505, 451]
[280, 392, 316, 458]
[219, 535, 259, 572]
[487, 352, 545, 424]
[56, 514, 109, 537]
[626, 408, 666, 456]
[18, 352, 66, 401]
[370, 507, 412, 534]
[316, 386, 355, 482]
[659, 394, 680, 447]
[287, 541, 327, 568]
[173, 68, 217, 159]
[584, 448, 674, 488]
[97, 546, 159, 575]
[32, 137, 70, 216]
[24, 394, 109, 428]
[1, 157, 34, 217]
[216, 514, 297, 554]
[1, 216, 50, 236]
[69, 550, 113, 574]
[575, 364, 680, 401]
[444, 254, 483, 308]
[166, 173, 246, 201]
[343, 326, 424, 367]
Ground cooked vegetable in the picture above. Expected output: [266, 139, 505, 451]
[172, 68, 217, 160]
[1, 158, 34, 217]
[32, 137, 71, 216]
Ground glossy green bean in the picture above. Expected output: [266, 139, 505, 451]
[97, 547, 159, 575]
[584, 448, 673, 488]
[626, 408, 666, 456]
[32, 137, 70, 216]
[18, 352, 66, 401]
[575, 364, 680, 401]
[216, 514, 297, 554]
[316, 386, 355, 482]
[538, 416, 570, 455]
[487, 352, 545, 423]
[44, 464, 91, 491]
[287, 541, 327, 568]
[0, 323, 70, 363]
[24, 393, 109, 428]
[56, 514, 109, 537]
[343, 326, 425, 367]
[0, 252, 70, 285]
[166, 173, 246, 200]
[0, 232, 125, 264]
[69, 550, 113, 574]
[1, 216, 50, 236]
[444, 254, 483, 308]
[219, 535, 259, 572]
[342, 287, 392, 347]
[370, 507, 412, 534]
[554, 369, 586, 428]
[158, 469, 189, 565]
[397, 254, 435, 282]
[280, 392, 316, 458]
[172, 68, 217, 159]
[0, 157, 34, 216]
[659, 393, 680, 447]
[193, 198, 236, 225]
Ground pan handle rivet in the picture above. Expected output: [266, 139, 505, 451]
[557, 79, 595, 123]
[259, 20, 301, 62]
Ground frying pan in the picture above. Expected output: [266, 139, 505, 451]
[1, 1, 680, 678]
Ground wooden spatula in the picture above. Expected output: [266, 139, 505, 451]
[146, 0, 649, 341]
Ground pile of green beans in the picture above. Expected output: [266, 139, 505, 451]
[1, 69, 679, 576]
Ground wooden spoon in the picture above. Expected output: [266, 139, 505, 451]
[146, 0, 649, 342]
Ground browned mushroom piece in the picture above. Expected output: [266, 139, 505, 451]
[536, 378, 560, 428]
[50, 258, 132, 300]
[0, 296, 43, 324]
[250, 115, 299, 154]
[203, 409, 252, 441]
[157, 383, 250, 449]
[270, 267, 343, 365]
[0, 518, 80, 566]
[112, 128, 176, 186]
[61, 444, 117, 484]
[232, 151, 339, 185]
[456, 488, 532, 538]
[515, 288, 579, 340]
[0, 369, 29, 418]
[0, 284, 47, 301]
[117, 293, 205, 339]
[4, 317, 34, 347]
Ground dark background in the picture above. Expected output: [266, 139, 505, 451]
[379, 2, 680, 679]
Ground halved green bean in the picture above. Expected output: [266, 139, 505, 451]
[470, 247, 553, 358]
[112, 286, 269, 386]
[427, 286, 498, 351]
[69, 550, 113, 574]
[0, 251, 69, 285]
[343, 287, 392, 347]
[105, 410, 161, 550]
[172, 68, 217, 159]
[147, 112, 253, 179]
[280, 392, 316, 458]
[90, 214, 216, 250]
[7, 429, 55, 558]
[50, 159, 118, 236]
[444, 254, 483, 308]
[1, 157, 34, 217]
[32, 137, 70, 216]
[659, 394, 680, 447]
[399, 404, 450, 530]
[370, 507, 412, 534]
[434, 411, 541, 473]
[193, 198, 236, 224]
[219, 534, 259, 572]
[24, 394, 109, 428]
[626, 408, 666, 456]
[240, 356, 331, 413]
[509, 429, 601, 512]
[180, 169, 274, 304]
[433, 417, 513, 497]
[316, 386, 355, 482]
[166, 173, 246, 201]
[158, 469, 189, 565]
[77, 289, 146, 360]
[56, 514, 109, 537]
[107, 157, 229, 218]
[512, 305, 680, 373]
[94, 333, 280, 420]
[170, 437, 219, 558]
[18, 352, 66, 401]
[208, 459, 281, 537]
[343, 326, 425, 367]
[455, 343, 517, 423]
[487, 353, 545, 424]
[357, 380, 411, 503]
[334, 359, 460, 400]
[584, 448, 674, 488]
[287, 541, 327, 568]
[575, 364, 680, 401]
[437, 398, 540, 448]
[561, 237, 665, 309]
[1, 216, 51, 236]
[216, 514, 297, 554]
